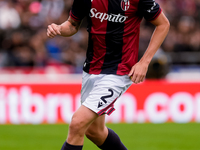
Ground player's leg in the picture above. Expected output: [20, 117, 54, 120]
[85, 114, 108, 146]
[61, 105, 98, 150]
[85, 115, 128, 150]
[97, 128, 128, 150]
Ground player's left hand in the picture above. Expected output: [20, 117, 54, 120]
[128, 62, 148, 84]
[47, 23, 61, 38]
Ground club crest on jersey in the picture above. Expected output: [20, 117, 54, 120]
[121, 0, 130, 11]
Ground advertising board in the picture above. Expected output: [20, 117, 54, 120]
[0, 81, 199, 124]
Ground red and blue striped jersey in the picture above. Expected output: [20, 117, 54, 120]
[70, 0, 162, 75]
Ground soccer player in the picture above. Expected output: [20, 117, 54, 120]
[47, 0, 170, 149]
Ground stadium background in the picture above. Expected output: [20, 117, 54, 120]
[0, 0, 200, 150]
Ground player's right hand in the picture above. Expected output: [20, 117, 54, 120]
[128, 61, 148, 84]
[47, 23, 61, 38]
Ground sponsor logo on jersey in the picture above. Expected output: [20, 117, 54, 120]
[90, 8, 128, 23]
[121, 0, 130, 11]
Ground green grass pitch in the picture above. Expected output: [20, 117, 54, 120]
[0, 123, 200, 150]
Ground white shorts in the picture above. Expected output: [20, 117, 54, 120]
[81, 71, 132, 116]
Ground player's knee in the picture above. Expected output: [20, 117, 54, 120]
[69, 115, 84, 134]
[85, 129, 94, 139]
[85, 127, 101, 140]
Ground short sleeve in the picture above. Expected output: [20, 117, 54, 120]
[138, 0, 162, 21]
[70, 0, 88, 21]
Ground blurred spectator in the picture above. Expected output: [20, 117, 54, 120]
[0, 0, 199, 77]
[0, 0, 21, 30]
[39, 0, 65, 21]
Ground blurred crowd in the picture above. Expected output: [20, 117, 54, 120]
[0, 0, 199, 75]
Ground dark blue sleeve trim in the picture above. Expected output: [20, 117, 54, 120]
[138, 0, 162, 21]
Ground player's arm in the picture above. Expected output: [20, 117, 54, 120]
[140, 12, 170, 65]
[129, 12, 170, 84]
[47, 16, 81, 38]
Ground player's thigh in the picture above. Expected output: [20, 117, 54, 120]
[70, 105, 99, 131]
[86, 114, 107, 137]
[88, 114, 106, 131]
